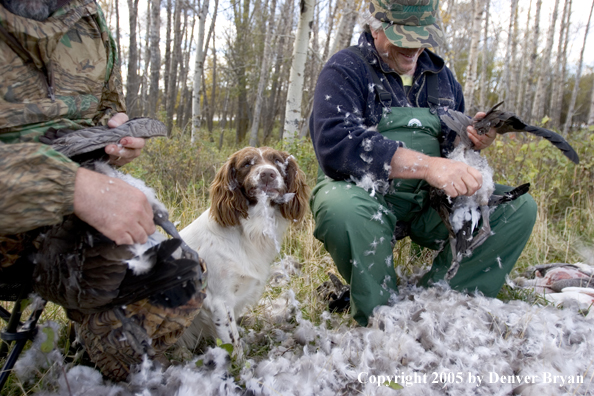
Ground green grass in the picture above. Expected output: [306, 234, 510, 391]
[2, 125, 593, 394]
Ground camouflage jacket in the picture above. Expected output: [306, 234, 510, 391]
[0, 0, 126, 236]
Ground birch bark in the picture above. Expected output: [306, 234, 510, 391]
[283, 0, 315, 141]
[329, 0, 358, 57]
[479, 0, 490, 109]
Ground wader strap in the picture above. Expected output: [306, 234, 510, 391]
[426, 73, 440, 114]
[346, 46, 392, 108]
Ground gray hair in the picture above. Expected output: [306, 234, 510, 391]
[360, 9, 383, 33]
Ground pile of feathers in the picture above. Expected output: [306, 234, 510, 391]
[16, 256, 594, 396]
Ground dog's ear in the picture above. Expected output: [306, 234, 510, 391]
[209, 156, 248, 227]
[279, 153, 310, 222]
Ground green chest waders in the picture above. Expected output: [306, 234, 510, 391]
[310, 52, 537, 327]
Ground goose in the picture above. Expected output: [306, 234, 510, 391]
[513, 262, 594, 311]
[33, 118, 207, 381]
[434, 102, 579, 280]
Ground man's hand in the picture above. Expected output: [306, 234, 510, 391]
[389, 148, 483, 198]
[423, 156, 483, 197]
[73, 167, 156, 245]
[104, 113, 146, 166]
[467, 112, 497, 150]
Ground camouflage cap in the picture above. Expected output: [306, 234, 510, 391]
[369, 0, 445, 49]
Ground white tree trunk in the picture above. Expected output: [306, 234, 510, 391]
[329, 0, 358, 57]
[562, 0, 594, 136]
[191, 0, 210, 143]
[531, 0, 560, 124]
[321, 0, 337, 61]
[509, 0, 520, 112]
[249, 0, 276, 146]
[515, 0, 532, 116]
[463, 0, 484, 113]
[502, 0, 518, 112]
[479, 0, 490, 109]
[283, 0, 315, 142]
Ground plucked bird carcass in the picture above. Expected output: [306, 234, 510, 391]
[33, 118, 207, 381]
[435, 102, 579, 280]
[513, 262, 594, 311]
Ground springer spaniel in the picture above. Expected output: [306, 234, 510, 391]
[177, 147, 310, 358]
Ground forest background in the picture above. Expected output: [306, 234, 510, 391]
[105, 0, 594, 295]
[104, 0, 594, 274]
[106, 0, 594, 143]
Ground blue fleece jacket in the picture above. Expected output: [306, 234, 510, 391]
[310, 31, 465, 191]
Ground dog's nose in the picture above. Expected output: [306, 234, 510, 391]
[260, 169, 277, 184]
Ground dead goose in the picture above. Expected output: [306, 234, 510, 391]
[515, 263, 594, 293]
[34, 118, 207, 381]
[513, 262, 594, 312]
[434, 103, 579, 280]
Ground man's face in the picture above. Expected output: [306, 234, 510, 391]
[0, 0, 58, 21]
[371, 28, 424, 76]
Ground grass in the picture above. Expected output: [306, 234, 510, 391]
[2, 125, 593, 394]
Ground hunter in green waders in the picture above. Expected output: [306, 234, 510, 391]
[309, 0, 537, 326]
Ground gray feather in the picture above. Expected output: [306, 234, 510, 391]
[440, 109, 473, 147]
[49, 118, 167, 157]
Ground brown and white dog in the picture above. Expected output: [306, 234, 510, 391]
[177, 147, 310, 358]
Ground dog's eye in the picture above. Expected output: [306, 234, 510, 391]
[274, 155, 286, 166]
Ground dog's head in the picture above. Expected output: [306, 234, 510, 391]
[209, 147, 310, 227]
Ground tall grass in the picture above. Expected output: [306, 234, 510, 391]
[484, 130, 594, 268]
[2, 125, 592, 394]
[126, 125, 594, 316]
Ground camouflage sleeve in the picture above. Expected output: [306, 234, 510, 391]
[93, 4, 126, 126]
[0, 143, 79, 235]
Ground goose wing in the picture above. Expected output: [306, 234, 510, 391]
[39, 117, 167, 158]
[473, 102, 579, 164]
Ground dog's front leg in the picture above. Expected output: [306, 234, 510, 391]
[210, 299, 244, 360]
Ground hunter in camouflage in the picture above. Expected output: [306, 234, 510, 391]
[369, 0, 445, 49]
[0, 0, 125, 265]
[0, 1, 207, 382]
